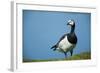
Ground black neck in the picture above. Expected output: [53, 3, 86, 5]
[70, 25, 75, 34]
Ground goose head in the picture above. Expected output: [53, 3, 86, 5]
[67, 19, 75, 33]
[67, 19, 75, 27]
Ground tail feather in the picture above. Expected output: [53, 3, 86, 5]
[51, 45, 57, 51]
[51, 45, 57, 49]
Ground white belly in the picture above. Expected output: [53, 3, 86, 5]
[57, 36, 75, 52]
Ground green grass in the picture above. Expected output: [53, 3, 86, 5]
[65, 52, 91, 60]
[23, 52, 91, 63]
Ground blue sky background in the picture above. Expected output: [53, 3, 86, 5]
[23, 10, 91, 60]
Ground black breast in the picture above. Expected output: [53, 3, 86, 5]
[67, 33, 77, 44]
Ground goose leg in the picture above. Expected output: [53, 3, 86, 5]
[70, 50, 73, 56]
[64, 52, 67, 58]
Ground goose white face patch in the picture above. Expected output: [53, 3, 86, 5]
[68, 20, 74, 26]
[57, 36, 75, 52]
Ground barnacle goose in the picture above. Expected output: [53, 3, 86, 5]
[51, 19, 77, 58]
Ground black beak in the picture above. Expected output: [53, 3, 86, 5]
[67, 23, 70, 25]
